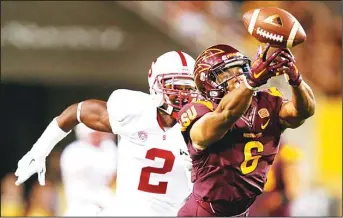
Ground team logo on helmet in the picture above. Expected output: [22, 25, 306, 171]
[222, 52, 245, 61]
[194, 48, 225, 75]
[138, 131, 148, 141]
[194, 63, 211, 76]
[148, 68, 152, 78]
[195, 48, 225, 62]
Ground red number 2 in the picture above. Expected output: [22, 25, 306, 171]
[138, 148, 175, 194]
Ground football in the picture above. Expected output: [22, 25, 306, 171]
[242, 7, 306, 48]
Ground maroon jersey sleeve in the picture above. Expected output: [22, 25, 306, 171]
[178, 100, 215, 158]
[178, 100, 215, 132]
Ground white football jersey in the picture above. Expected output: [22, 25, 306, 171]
[105, 89, 192, 216]
[60, 139, 118, 215]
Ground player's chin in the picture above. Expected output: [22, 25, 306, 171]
[234, 82, 241, 89]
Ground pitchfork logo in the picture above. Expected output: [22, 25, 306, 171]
[138, 131, 148, 141]
[194, 48, 225, 75]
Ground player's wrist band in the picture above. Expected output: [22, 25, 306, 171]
[77, 101, 83, 123]
[243, 75, 259, 91]
[289, 74, 303, 87]
[30, 117, 71, 158]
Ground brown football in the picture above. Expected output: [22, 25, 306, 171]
[242, 7, 306, 48]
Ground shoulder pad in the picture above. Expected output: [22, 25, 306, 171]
[178, 100, 214, 132]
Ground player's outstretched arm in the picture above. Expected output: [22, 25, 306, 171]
[279, 80, 315, 130]
[57, 99, 111, 133]
[189, 45, 288, 151]
[278, 50, 316, 130]
[190, 84, 254, 150]
[15, 99, 111, 186]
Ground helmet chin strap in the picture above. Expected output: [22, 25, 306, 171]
[151, 90, 174, 115]
[158, 103, 174, 115]
[157, 105, 178, 120]
[151, 87, 180, 120]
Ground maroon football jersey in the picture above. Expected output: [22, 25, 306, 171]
[178, 87, 287, 213]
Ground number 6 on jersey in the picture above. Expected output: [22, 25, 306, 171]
[240, 141, 264, 175]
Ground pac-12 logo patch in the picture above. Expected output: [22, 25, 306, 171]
[138, 131, 148, 141]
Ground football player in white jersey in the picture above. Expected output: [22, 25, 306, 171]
[14, 51, 197, 216]
[60, 123, 117, 216]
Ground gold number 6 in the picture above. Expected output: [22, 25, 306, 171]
[240, 141, 264, 175]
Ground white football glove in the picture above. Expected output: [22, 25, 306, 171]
[15, 151, 46, 186]
[14, 117, 71, 186]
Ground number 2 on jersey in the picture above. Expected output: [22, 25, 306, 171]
[240, 141, 264, 175]
[138, 148, 175, 194]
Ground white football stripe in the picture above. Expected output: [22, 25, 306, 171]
[287, 22, 299, 48]
[248, 9, 261, 34]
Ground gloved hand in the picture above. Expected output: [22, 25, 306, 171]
[245, 43, 291, 89]
[280, 49, 302, 86]
[15, 151, 46, 186]
[14, 117, 71, 186]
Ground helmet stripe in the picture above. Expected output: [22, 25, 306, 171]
[176, 51, 188, 67]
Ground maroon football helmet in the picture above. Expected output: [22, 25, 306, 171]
[194, 44, 251, 103]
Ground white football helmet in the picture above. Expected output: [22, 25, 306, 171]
[148, 51, 198, 116]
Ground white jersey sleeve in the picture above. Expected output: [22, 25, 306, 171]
[107, 89, 134, 134]
[107, 89, 150, 135]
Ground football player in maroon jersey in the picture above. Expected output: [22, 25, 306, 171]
[177, 43, 315, 217]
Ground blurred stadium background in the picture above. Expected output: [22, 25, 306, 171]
[1, 1, 341, 216]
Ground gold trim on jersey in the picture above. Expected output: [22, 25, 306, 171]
[181, 125, 187, 132]
[196, 100, 214, 111]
